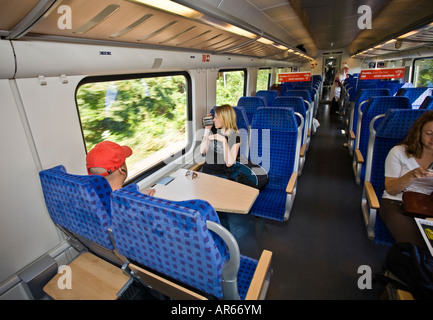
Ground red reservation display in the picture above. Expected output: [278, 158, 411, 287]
[279, 72, 311, 82]
[359, 68, 405, 80]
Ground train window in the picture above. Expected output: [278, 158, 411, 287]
[413, 57, 433, 87]
[216, 69, 247, 106]
[76, 72, 191, 182]
[257, 68, 271, 91]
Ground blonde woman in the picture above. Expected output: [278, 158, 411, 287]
[200, 104, 241, 178]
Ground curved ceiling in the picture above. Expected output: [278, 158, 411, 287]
[0, 0, 432, 61]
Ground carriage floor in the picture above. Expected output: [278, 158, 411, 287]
[230, 99, 390, 300]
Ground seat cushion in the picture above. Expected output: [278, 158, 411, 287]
[237, 255, 259, 300]
[250, 187, 287, 221]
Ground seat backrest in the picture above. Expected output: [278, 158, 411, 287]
[283, 89, 312, 103]
[237, 96, 266, 123]
[385, 82, 405, 95]
[346, 82, 378, 102]
[250, 107, 300, 190]
[271, 96, 307, 145]
[111, 184, 230, 299]
[356, 96, 411, 157]
[419, 96, 433, 110]
[350, 88, 391, 134]
[255, 90, 278, 106]
[365, 109, 427, 200]
[233, 106, 250, 158]
[396, 87, 432, 107]
[39, 165, 113, 249]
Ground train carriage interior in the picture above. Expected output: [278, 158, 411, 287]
[1, 0, 433, 303]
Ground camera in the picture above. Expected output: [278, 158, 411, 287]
[202, 116, 213, 127]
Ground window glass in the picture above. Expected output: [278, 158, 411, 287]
[76, 73, 190, 182]
[413, 57, 433, 87]
[257, 68, 270, 91]
[216, 69, 246, 106]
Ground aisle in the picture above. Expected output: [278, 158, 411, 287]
[230, 102, 389, 300]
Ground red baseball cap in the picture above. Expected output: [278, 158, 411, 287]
[86, 141, 133, 176]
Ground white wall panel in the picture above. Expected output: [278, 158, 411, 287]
[12, 40, 273, 78]
[16, 75, 88, 174]
[0, 40, 15, 79]
[0, 80, 60, 284]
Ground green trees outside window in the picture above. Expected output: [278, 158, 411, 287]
[76, 74, 189, 181]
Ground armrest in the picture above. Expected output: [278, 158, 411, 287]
[354, 149, 364, 163]
[286, 172, 298, 194]
[364, 181, 380, 209]
[300, 144, 306, 157]
[396, 289, 415, 300]
[349, 130, 355, 140]
[189, 160, 205, 171]
[245, 250, 273, 300]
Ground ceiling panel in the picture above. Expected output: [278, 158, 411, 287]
[2, 0, 301, 60]
[1, 0, 431, 61]
[0, 0, 40, 30]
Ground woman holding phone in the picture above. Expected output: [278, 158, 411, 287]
[380, 111, 433, 247]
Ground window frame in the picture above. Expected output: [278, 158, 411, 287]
[412, 56, 433, 87]
[75, 71, 193, 185]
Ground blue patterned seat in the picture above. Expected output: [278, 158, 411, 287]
[111, 184, 272, 300]
[272, 96, 308, 174]
[255, 90, 278, 106]
[347, 88, 391, 155]
[396, 87, 432, 108]
[384, 81, 405, 95]
[352, 96, 411, 184]
[237, 96, 267, 124]
[249, 107, 302, 221]
[282, 90, 313, 138]
[419, 96, 433, 110]
[362, 109, 427, 245]
[39, 165, 124, 265]
[272, 96, 307, 146]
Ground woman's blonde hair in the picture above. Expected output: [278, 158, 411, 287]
[214, 104, 238, 134]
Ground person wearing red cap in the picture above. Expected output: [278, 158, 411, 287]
[86, 141, 155, 195]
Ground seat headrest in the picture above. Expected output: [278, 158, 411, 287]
[251, 107, 298, 132]
[367, 96, 411, 110]
[376, 109, 427, 139]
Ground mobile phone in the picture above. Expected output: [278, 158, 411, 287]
[428, 162, 433, 172]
